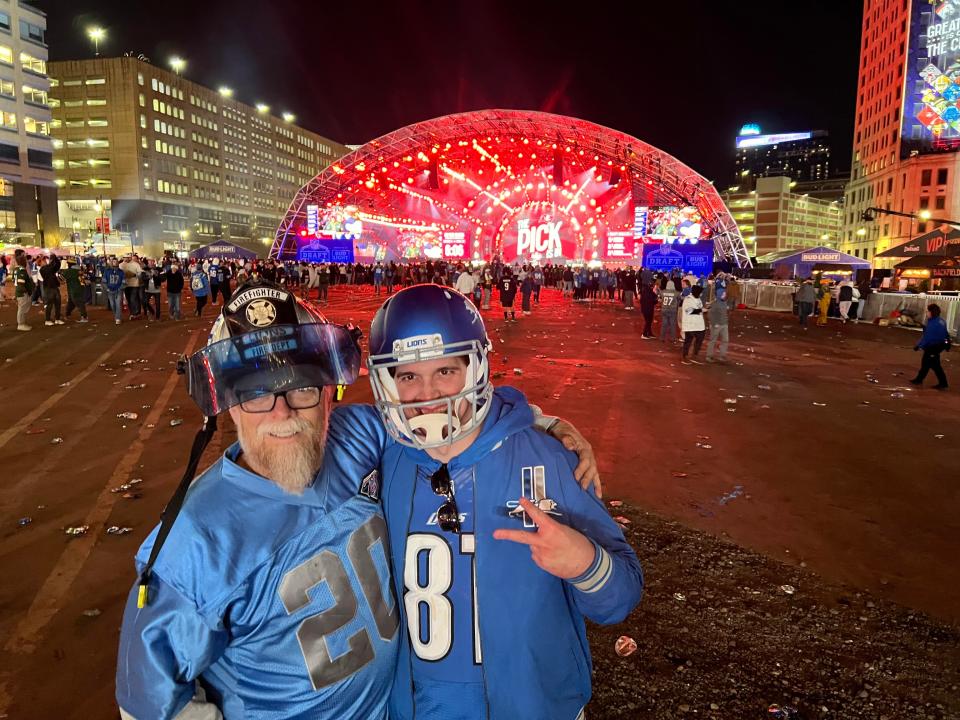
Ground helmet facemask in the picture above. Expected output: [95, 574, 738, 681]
[368, 338, 492, 449]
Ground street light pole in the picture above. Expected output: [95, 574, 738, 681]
[96, 194, 107, 258]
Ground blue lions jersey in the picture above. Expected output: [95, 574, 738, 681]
[406, 466, 486, 718]
[117, 405, 398, 720]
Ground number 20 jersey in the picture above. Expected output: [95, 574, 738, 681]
[116, 406, 399, 720]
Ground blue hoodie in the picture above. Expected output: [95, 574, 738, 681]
[381, 386, 643, 720]
[917, 316, 950, 349]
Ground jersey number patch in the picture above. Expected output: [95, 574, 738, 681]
[278, 515, 399, 690]
[404, 532, 482, 664]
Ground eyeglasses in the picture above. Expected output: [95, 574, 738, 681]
[238, 386, 321, 413]
[430, 464, 460, 534]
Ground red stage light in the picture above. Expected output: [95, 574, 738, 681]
[299, 229, 308, 237]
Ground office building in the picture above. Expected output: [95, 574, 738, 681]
[721, 176, 842, 257]
[0, 1, 58, 246]
[48, 56, 349, 256]
[734, 124, 832, 185]
[843, 0, 960, 268]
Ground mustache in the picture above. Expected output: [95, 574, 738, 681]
[256, 416, 315, 439]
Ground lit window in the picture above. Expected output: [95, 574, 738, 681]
[0, 45, 13, 65]
[63, 79, 81, 87]
[63, 99, 83, 107]
[144, 177, 151, 190]
[88, 118, 109, 127]
[138, 73, 144, 86]
[65, 119, 84, 129]
[86, 138, 109, 148]
[19, 52, 46, 75]
[139, 93, 145, 107]
[52, 158, 64, 169]
[151, 78, 158, 91]
[152, 98, 159, 112]
[141, 136, 148, 149]
[85, 77, 106, 85]
[0, 111, 16, 129]
[86, 98, 106, 106]
[21, 85, 47, 105]
[49, 119, 61, 129]
[52, 138, 63, 149]
[0, 79, 12, 98]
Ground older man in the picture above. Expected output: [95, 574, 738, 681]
[116, 281, 598, 720]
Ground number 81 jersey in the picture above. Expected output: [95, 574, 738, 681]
[116, 448, 399, 720]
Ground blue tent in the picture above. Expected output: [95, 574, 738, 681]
[758, 246, 870, 278]
[189, 240, 259, 260]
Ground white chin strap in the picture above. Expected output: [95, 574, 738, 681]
[407, 411, 462, 444]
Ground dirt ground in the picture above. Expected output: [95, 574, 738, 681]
[0, 283, 957, 719]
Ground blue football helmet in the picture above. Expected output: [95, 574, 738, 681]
[367, 283, 492, 448]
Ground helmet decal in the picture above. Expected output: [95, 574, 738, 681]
[245, 299, 278, 327]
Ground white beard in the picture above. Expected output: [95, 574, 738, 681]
[237, 415, 327, 495]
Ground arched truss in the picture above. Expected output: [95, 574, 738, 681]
[271, 109, 751, 267]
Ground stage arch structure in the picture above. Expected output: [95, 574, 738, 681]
[271, 110, 751, 268]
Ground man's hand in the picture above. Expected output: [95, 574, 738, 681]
[493, 498, 596, 579]
[548, 419, 602, 497]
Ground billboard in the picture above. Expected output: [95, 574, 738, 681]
[441, 231, 469, 260]
[735, 132, 812, 149]
[641, 239, 714, 275]
[902, 0, 960, 156]
[646, 206, 703, 241]
[296, 237, 355, 264]
[499, 204, 577, 262]
[603, 230, 636, 260]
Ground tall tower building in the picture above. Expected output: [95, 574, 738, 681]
[843, 0, 960, 268]
[0, 1, 58, 247]
[734, 125, 832, 184]
[48, 56, 348, 257]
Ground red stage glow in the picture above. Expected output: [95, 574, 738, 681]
[272, 110, 752, 267]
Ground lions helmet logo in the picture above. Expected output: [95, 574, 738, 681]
[245, 299, 277, 327]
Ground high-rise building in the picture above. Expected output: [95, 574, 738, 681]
[0, 1, 58, 246]
[734, 124, 832, 184]
[48, 56, 349, 257]
[721, 176, 842, 257]
[843, 0, 960, 268]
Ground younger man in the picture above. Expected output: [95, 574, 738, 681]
[368, 284, 643, 720]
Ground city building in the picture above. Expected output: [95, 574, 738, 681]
[47, 56, 349, 257]
[843, 0, 960, 269]
[734, 124, 832, 185]
[721, 176, 842, 257]
[0, 1, 58, 247]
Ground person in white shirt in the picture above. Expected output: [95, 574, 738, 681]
[681, 285, 706, 365]
[454, 265, 477, 299]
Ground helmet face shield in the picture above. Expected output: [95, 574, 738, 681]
[185, 323, 360, 416]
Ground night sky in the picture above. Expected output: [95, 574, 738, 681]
[38, 0, 862, 187]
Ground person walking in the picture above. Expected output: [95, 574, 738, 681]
[373, 261, 384, 295]
[532, 264, 544, 303]
[144, 261, 164, 320]
[838, 281, 854, 323]
[190, 264, 211, 317]
[120, 255, 143, 319]
[217, 260, 232, 305]
[910, 303, 950, 390]
[317, 263, 330, 303]
[499, 266, 518, 321]
[622, 267, 636, 309]
[705, 290, 730, 363]
[658, 278, 680, 343]
[816, 280, 831, 326]
[639, 282, 657, 339]
[12, 249, 35, 331]
[62, 258, 89, 323]
[38, 254, 64, 326]
[796, 279, 816, 326]
[454, 263, 477, 301]
[102, 257, 125, 325]
[385, 262, 396, 294]
[681, 285, 706, 365]
[857, 278, 872, 321]
[165, 261, 185, 320]
[480, 264, 494, 309]
[520, 271, 534, 313]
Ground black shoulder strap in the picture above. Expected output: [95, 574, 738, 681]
[136, 415, 218, 607]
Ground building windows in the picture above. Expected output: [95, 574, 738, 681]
[88, 117, 109, 128]
[21, 85, 47, 105]
[65, 119, 84, 129]
[141, 136, 148, 149]
[144, 177, 151, 190]
[19, 20, 46, 46]
[0, 45, 11, 65]
[139, 93, 145, 107]
[920, 196, 929, 210]
[63, 99, 83, 108]
[85, 77, 106, 85]
[0, 141, 17, 163]
[0, 12, 10, 33]
[86, 98, 107, 106]
[0, 79, 12, 98]
[937, 168, 948, 185]
[62, 79, 81, 87]
[19, 52, 46, 75]
[936, 195, 946, 210]
[921, 169, 932, 186]
[137, 72, 144, 86]
[0, 111, 15, 130]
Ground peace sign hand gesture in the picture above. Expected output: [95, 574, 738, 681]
[493, 498, 597, 580]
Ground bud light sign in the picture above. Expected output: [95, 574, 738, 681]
[641, 239, 714, 275]
[500, 204, 576, 262]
